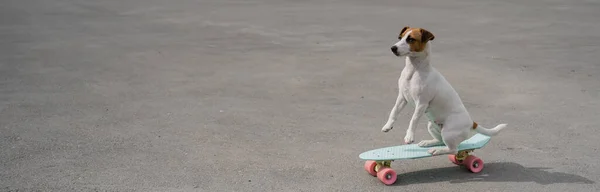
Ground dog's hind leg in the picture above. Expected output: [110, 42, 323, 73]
[427, 117, 469, 155]
[418, 121, 444, 147]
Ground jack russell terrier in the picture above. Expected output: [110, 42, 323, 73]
[380, 26, 507, 156]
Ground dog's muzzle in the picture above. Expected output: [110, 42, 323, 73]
[390, 46, 399, 56]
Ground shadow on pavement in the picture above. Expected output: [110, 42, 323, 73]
[393, 162, 594, 186]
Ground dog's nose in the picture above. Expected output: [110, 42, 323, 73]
[391, 46, 398, 54]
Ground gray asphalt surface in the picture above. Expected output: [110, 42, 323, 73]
[1, 0, 600, 191]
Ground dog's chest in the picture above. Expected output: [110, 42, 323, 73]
[399, 79, 418, 106]
[399, 72, 425, 95]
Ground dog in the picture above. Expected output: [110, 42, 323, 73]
[380, 26, 507, 156]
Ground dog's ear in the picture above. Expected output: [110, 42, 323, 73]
[399, 26, 410, 39]
[420, 28, 435, 42]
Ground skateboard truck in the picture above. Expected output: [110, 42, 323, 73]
[374, 160, 392, 172]
[454, 150, 473, 163]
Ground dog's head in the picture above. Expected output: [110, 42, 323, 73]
[390, 26, 435, 57]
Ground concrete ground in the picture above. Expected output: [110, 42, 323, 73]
[1, 0, 599, 191]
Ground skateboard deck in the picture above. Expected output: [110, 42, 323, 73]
[359, 133, 491, 161]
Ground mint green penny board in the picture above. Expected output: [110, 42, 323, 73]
[359, 133, 491, 161]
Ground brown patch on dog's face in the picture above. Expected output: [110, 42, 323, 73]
[398, 26, 435, 52]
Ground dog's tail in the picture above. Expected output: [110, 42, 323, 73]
[473, 122, 507, 136]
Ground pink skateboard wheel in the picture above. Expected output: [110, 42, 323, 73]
[377, 167, 397, 185]
[464, 155, 484, 173]
[364, 160, 377, 176]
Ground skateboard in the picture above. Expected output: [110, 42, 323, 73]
[359, 133, 492, 185]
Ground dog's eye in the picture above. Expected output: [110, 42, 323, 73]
[406, 37, 415, 43]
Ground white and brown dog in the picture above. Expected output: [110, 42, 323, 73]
[381, 26, 507, 156]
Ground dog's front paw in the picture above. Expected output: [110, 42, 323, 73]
[418, 139, 442, 147]
[404, 132, 414, 144]
[381, 125, 393, 132]
[427, 148, 440, 155]
[427, 148, 450, 156]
